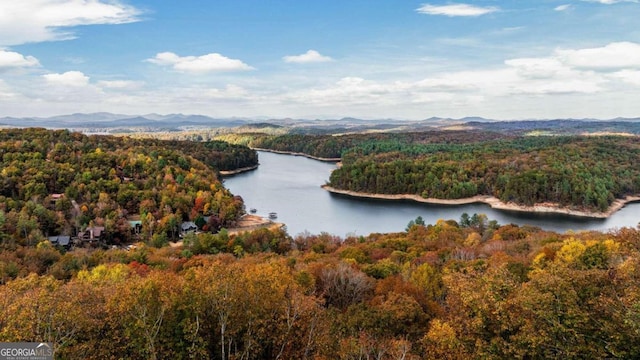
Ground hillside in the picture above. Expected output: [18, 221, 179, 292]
[0, 128, 257, 246]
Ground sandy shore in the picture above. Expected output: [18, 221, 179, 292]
[252, 148, 341, 162]
[322, 185, 640, 219]
[226, 214, 285, 235]
[219, 164, 259, 176]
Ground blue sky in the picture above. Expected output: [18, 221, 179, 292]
[1, 0, 640, 120]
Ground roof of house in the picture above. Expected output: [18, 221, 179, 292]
[48, 235, 71, 246]
[181, 221, 197, 231]
[80, 226, 105, 239]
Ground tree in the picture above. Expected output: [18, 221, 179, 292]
[16, 208, 38, 245]
[109, 271, 183, 360]
[0, 210, 6, 241]
[318, 262, 374, 309]
[0, 274, 96, 356]
[406, 216, 425, 232]
[459, 213, 471, 227]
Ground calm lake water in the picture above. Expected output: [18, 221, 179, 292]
[224, 151, 640, 237]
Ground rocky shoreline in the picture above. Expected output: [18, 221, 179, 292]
[322, 185, 640, 219]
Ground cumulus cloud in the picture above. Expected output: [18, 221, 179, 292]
[555, 4, 572, 11]
[556, 42, 640, 70]
[283, 50, 334, 63]
[43, 71, 90, 87]
[0, 50, 40, 68]
[0, 0, 141, 46]
[288, 42, 634, 109]
[147, 52, 254, 73]
[416, 3, 499, 16]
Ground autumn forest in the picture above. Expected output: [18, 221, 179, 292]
[1, 127, 640, 359]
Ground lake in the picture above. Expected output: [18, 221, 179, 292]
[223, 151, 640, 237]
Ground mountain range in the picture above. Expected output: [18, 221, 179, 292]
[1, 113, 639, 135]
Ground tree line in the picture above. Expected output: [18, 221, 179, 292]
[214, 130, 508, 159]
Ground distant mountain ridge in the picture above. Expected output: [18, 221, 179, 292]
[1, 113, 639, 134]
[0, 113, 252, 131]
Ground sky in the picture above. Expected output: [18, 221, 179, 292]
[1, 0, 640, 120]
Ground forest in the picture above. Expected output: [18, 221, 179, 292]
[1, 213, 640, 359]
[329, 135, 640, 212]
[0, 128, 257, 246]
[213, 130, 509, 160]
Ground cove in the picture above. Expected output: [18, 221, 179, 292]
[223, 151, 640, 237]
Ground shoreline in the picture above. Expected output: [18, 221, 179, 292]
[226, 214, 285, 235]
[219, 164, 259, 176]
[169, 215, 284, 248]
[321, 185, 640, 219]
[252, 148, 341, 162]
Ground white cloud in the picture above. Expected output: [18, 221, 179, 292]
[43, 71, 90, 87]
[612, 70, 640, 85]
[554, 4, 572, 11]
[4, 41, 640, 120]
[0, 50, 40, 68]
[283, 50, 334, 63]
[286, 44, 619, 110]
[505, 58, 568, 79]
[416, 69, 517, 94]
[0, 0, 141, 46]
[556, 42, 640, 70]
[272, 42, 640, 115]
[147, 52, 254, 73]
[97, 80, 144, 89]
[416, 3, 499, 17]
[0, 79, 21, 100]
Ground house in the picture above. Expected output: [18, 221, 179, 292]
[50, 193, 64, 201]
[128, 220, 142, 235]
[180, 221, 198, 236]
[48, 235, 71, 248]
[49, 193, 64, 206]
[78, 226, 105, 242]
